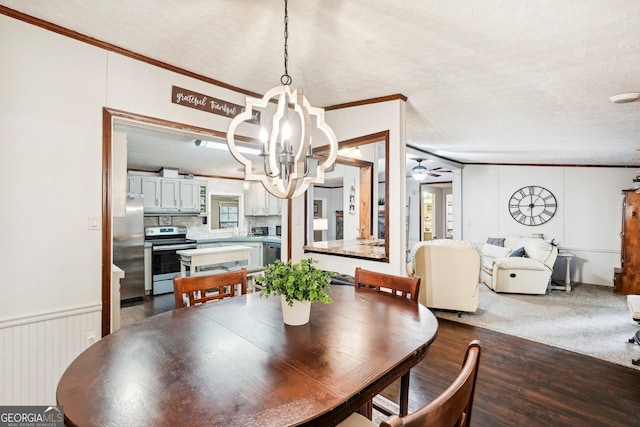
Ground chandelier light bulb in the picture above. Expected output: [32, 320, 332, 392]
[282, 121, 291, 140]
[259, 127, 269, 143]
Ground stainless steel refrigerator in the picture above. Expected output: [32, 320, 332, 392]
[113, 193, 145, 303]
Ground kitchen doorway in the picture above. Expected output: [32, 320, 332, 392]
[102, 108, 267, 336]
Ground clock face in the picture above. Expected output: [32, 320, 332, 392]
[508, 186, 557, 226]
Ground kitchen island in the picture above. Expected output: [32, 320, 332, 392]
[303, 239, 387, 260]
[177, 245, 253, 277]
[188, 235, 281, 267]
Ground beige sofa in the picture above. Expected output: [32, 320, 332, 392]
[480, 235, 558, 295]
[410, 240, 481, 313]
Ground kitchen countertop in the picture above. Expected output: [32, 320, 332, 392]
[303, 239, 386, 260]
[192, 236, 282, 245]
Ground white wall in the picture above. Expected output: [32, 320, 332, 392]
[461, 164, 634, 285]
[0, 15, 257, 405]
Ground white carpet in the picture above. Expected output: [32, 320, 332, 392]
[435, 283, 640, 369]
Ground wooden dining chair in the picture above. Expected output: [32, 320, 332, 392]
[354, 267, 421, 302]
[338, 340, 483, 427]
[173, 268, 247, 309]
[353, 267, 421, 419]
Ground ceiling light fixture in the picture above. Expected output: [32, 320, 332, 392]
[195, 139, 260, 156]
[226, 0, 338, 199]
[609, 92, 640, 104]
[412, 159, 428, 181]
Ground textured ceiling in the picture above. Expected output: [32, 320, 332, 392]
[3, 0, 640, 169]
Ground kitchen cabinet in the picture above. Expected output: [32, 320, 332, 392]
[614, 190, 640, 294]
[142, 177, 162, 210]
[133, 175, 203, 214]
[127, 176, 142, 194]
[198, 181, 208, 216]
[244, 183, 261, 215]
[161, 179, 180, 210]
[265, 191, 282, 215]
[245, 183, 281, 216]
[221, 241, 263, 266]
[178, 180, 201, 212]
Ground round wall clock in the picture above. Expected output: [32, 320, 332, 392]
[508, 186, 557, 226]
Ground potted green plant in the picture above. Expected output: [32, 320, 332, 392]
[256, 258, 334, 325]
[633, 176, 640, 190]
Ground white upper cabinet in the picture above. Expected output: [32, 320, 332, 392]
[127, 176, 142, 194]
[265, 191, 282, 216]
[161, 179, 180, 210]
[244, 183, 281, 216]
[178, 180, 199, 212]
[142, 177, 162, 210]
[131, 175, 204, 214]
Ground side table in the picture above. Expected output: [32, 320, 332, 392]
[550, 252, 574, 292]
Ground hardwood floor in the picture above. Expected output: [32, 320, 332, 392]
[119, 293, 175, 327]
[120, 294, 640, 426]
[381, 319, 640, 427]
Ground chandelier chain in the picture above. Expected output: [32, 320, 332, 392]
[280, 0, 292, 85]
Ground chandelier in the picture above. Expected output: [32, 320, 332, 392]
[226, 0, 338, 199]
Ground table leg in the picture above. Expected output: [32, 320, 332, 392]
[180, 262, 186, 277]
[399, 371, 410, 417]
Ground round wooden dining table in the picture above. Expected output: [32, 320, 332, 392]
[57, 285, 438, 426]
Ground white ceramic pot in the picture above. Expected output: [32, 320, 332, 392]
[280, 295, 311, 326]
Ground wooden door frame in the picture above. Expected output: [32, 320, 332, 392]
[100, 108, 260, 336]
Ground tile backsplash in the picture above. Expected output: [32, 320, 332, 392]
[246, 215, 282, 236]
[144, 214, 282, 237]
[144, 215, 203, 228]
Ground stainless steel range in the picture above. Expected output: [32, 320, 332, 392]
[145, 226, 197, 295]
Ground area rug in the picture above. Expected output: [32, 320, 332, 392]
[372, 395, 399, 426]
[435, 283, 640, 369]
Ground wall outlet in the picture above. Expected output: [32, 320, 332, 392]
[85, 331, 97, 347]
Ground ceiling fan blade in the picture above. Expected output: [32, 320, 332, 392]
[430, 167, 452, 173]
[427, 172, 441, 177]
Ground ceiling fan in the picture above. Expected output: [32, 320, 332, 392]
[408, 159, 451, 181]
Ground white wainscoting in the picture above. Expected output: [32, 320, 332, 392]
[552, 247, 620, 287]
[0, 305, 102, 405]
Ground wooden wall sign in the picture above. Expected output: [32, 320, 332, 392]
[171, 86, 260, 124]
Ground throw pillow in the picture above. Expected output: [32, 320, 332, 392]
[486, 237, 505, 247]
[481, 243, 511, 258]
[509, 247, 526, 257]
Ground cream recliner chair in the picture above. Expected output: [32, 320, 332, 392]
[480, 235, 558, 295]
[410, 240, 481, 313]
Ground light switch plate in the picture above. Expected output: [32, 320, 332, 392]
[89, 216, 100, 230]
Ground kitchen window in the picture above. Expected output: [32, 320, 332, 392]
[219, 203, 239, 229]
